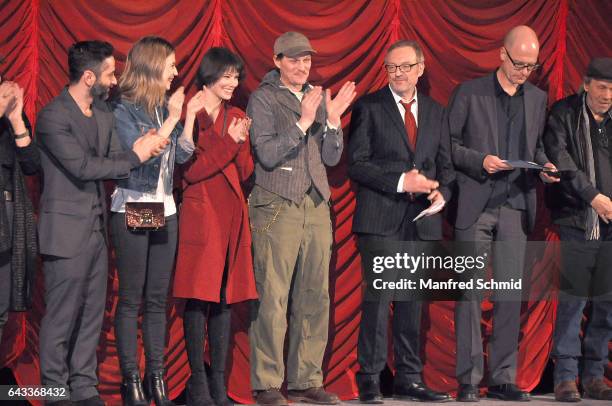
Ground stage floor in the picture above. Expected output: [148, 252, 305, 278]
[339, 396, 608, 405]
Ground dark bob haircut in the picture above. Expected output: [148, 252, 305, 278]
[197, 47, 245, 88]
[68, 40, 114, 84]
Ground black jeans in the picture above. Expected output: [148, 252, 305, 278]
[0, 201, 13, 341]
[111, 212, 178, 376]
[552, 223, 612, 384]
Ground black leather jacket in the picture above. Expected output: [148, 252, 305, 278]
[543, 93, 603, 230]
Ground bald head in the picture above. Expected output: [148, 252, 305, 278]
[497, 25, 540, 87]
[504, 25, 539, 55]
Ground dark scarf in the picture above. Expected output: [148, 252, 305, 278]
[576, 93, 612, 240]
[0, 132, 38, 311]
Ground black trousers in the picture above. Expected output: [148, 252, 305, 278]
[111, 213, 178, 376]
[0, 201, 13, 342]
[39, 228, 107, 401]
[356, 204, 423, 385]
[454, 206, 527, 386]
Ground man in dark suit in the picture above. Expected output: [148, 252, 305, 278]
[36, 41, 167, 406]
[348, 39, 454, 403]
[448, 26, 559, 402]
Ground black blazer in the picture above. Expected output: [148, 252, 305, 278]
[348, 86, 455, 240]
[36, 88, 140, 258]
[448, 73, 548, 232]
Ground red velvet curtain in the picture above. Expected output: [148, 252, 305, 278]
[1, 1, 610, 405]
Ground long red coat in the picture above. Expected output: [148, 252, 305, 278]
[173, 104, 257, 303]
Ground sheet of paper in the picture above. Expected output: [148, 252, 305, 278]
[413, 199, 445, 222]
[502, 160, 546, 170]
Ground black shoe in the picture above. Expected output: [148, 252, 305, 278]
[356, 377, 383, 404]
[121, 372, 148, 406]
[74, 396, 105, 406]
[486, 384, 530, 402]
[394, 382, 451, 402]
[457, 384, 479, 402]
[144, 371, 176, 406]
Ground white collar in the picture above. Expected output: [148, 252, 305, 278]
[389, 84, 418, 106]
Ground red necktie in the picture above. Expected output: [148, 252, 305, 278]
[400, 100, 417, 150]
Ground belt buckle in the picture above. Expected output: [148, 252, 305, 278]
[3, 190, 13, 202]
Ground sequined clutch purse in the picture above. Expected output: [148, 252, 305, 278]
[125, 202, 165, 230]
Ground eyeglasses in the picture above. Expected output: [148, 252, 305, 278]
[504, 47, 541, 72]
[384, 61, 422, 73]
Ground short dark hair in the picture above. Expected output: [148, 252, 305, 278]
[197, 47, 245, 88]
[68, 40, 114, 84]
[386, 40, 424, 62]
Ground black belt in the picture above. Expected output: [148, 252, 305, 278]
[3, 190, 13, 202]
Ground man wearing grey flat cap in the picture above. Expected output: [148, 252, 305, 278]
[247, 31, 356, 406]
[544, 57, 612, 403]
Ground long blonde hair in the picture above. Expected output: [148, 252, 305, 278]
[119, 36, 175, 117]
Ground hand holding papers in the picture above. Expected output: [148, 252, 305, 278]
[413, 194, 446, 222]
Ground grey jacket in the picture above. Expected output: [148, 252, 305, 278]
[246, 69, 343, 203]
[36, 88, 140, 258]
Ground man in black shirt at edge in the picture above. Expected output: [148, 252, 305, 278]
[544, 57, 612, 403]
[448, 25, 560, 402]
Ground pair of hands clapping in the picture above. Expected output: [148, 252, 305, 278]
[227, 116, 251, 144]
[167, 86, 251, 144]
[0, 81, 24, 125]
[167, 86, 208, 119]
[298, 81, 357, 130]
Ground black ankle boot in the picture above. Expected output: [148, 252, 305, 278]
[144, 371, 176, 406]
[186, 373, 216, 406]
[209, 372, 233, 406]
[121, 372, 148, 406]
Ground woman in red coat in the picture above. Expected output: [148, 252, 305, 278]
[174, 47, 256, 406]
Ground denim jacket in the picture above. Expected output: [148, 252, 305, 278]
[113, 99, 194, 193]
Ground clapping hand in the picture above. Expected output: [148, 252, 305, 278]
[0, 81, 16, 118]
[298, 86, 323, 131]
[227, 116, 251, 144]
[186, 90, 206, 116]
[132, 128, 170, 162]
[168, 86, 185, 120]
[326, 81, 356, 128]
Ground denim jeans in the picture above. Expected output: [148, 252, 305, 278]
[552, 224, 612, 384]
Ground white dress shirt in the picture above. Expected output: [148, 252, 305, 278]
[389, 85, 418, 193]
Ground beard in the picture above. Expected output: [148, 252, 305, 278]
[90, 81, 110, 100]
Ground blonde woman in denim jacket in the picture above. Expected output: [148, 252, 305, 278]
[111, 36, 205, 406]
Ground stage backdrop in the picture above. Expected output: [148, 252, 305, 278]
[1, 0, 611, 404]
